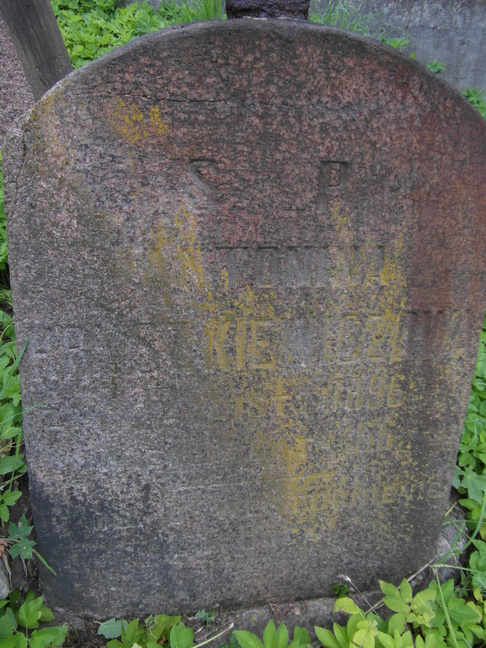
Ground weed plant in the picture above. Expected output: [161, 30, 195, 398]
[1, 2, 486, 646]
[50, 0, 225, 68]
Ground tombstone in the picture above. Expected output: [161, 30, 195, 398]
[0, 13, 34, 147]
[3, 20, 486, 617]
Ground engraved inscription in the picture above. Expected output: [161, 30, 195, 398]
[189, 159, 220, 191]
[202, 309, 467, 373]
[318, 160, 350, 204]
[223, 245, 383, 289]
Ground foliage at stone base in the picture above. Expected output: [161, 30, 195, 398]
[97, 614, 235, 648]
[0, 589, 67, 648]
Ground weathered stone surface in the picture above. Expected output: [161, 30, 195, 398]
[0, 13, 34, 147]
[4, 20, 486, 617]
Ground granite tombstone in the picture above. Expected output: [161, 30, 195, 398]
[0, 13, 34, 146]
[4, 20, 486, 616]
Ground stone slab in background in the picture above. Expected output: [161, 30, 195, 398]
[4, 20, 486, 617]
[0, 13, 34, 148]
[325, 0, 486, 91]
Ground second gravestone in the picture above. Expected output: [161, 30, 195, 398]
[4, 20, 486, 616]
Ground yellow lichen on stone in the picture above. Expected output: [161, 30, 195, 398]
[144, 205, 205, 295]
[109, 98, 169, 143]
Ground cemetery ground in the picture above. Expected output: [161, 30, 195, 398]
[1, 1, 486, 647]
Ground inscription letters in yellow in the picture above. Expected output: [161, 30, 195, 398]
[129, 203, 459, 539]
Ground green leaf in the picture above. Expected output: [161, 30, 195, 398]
[38, 604, 54, 624]
[447, 599, 481, 625]
[106, 640, 125, 648]
[170, 622, 194, 648]
[150, 614, 180, 641]
[345, 615, 361, 643]
[0, 609, 16, 641]
[398, 631, 413, 648]
[334, 597, 362, 616]
[1, 491, 22, 507]
[376, 632, 394, 648]
[379, 582, 400, 598]
[0, 427, 23, 441]
[399, 580, 412, 604]
[275, 623, 288, 648]
[472, 570, 486, 592]
[333, 623, 349, 648]
[9, 633, 28, 648]
[291, 626, 310, 648]
[8, 516, 32, 541]
[412, 589, 436, 613]
[0, 456, 25, 476]
[98, 618, 127, 639]
[0, 636, 18, 648]
[17, 596, 43, 630]
[315, 627, 341, 648]
[263, 621, 276, 648]
[352, 628, 375, 648]
[234, 631, 264, 648]
[195, 610, 214, 628]
[0, 504, 10, 522]
[460, 467, 486, 503]
[386, 614, 405, 636]
[9, 538, 35, 560]
[121, 618, 142, 646]
[426, 60, 446, 74]
[383, 598, 409, 615]
[29, 626, 68, 648]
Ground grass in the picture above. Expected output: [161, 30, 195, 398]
[0, 1, 486, 646]
[308, 0, 374, 35]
